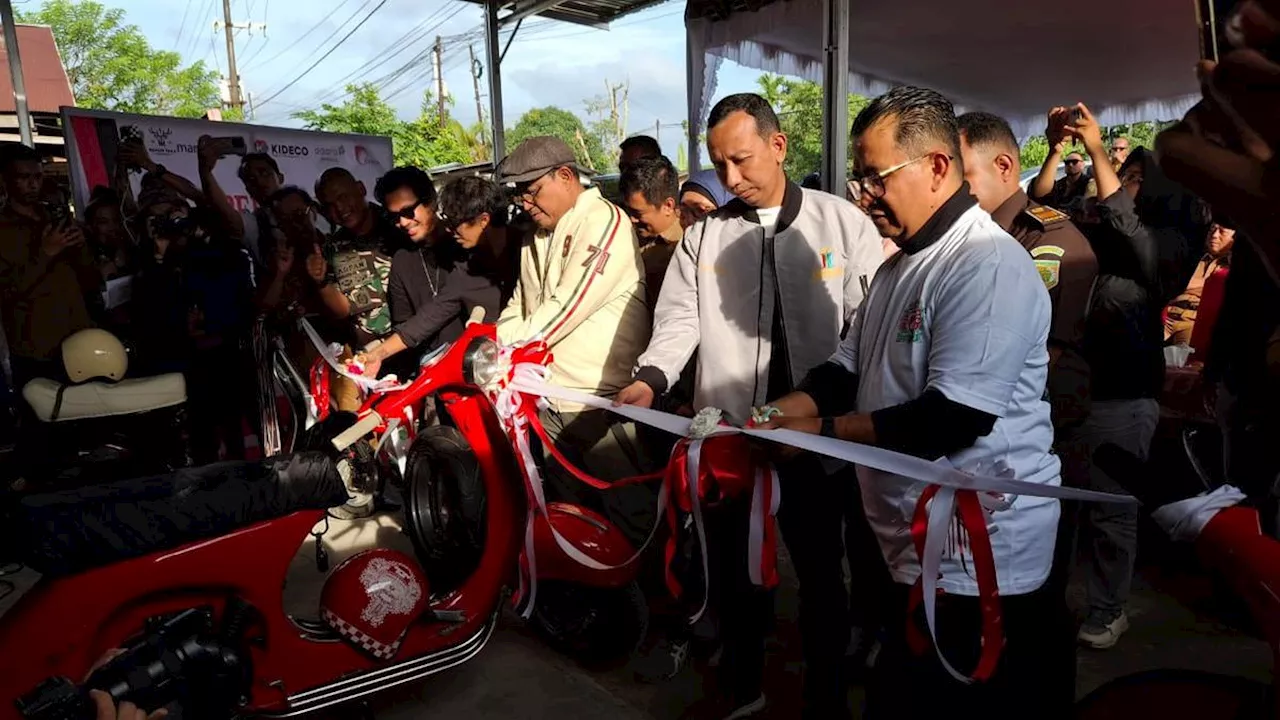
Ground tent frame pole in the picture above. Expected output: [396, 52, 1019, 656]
[820, 0, 849, 194]
[485, 0, 506, 164]
[0, 0, 32, 148]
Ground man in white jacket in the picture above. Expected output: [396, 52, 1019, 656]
[496, 136, 656, 546]
[617, 93, 884, 719]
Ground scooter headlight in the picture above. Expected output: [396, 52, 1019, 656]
[463, 337, 503, 387]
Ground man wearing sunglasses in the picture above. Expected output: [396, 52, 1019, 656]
[758, 86, 1070, 718]
[616, 93, 884, 719]
[495, 135, 657, 549]
[357, 168, 503, 381]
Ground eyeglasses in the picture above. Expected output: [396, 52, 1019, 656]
[847, 155, 931, 201]
[515, 171, 556, 205]
[386, 200, 423, 222]
[1064, 159, 1083, 165]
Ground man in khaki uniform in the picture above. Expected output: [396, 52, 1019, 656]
[496, 136, 655, 544]
[958, 112, 1098, 432]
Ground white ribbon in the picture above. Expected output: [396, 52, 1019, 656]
[685, 439, 711, 624]
[493, 362, 670, 617]
[511, 378, 1138, 507]
[1150, 484, 1248, 543]
[919, 485, 971, 682]
[299, 318, 411, 393]
[747, 464, 780, 587]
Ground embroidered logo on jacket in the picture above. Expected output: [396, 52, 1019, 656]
[896, 300, 925, 343]
[813, 247, 842, 280]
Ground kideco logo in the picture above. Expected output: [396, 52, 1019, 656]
[268, 143, 310, 158]
[254, 139, 269, 154]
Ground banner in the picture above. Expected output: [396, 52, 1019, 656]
[60, 107, 394, 216]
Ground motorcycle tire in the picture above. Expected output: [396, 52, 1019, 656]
[530, 580, 649, 668]
[299, 411, 378, 495]
[404, 425, 487, 593]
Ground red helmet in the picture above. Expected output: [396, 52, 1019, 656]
[320, 549, 430, 660]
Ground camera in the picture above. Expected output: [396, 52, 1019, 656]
[14, 606, 249, 720]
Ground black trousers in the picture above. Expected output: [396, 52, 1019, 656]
[773, 456, 891, 718]
[866, 582, 1076, 720]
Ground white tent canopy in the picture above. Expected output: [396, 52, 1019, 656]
[687, 0, 1201, 171]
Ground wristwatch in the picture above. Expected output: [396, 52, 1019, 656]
[819, 417, 837, 439]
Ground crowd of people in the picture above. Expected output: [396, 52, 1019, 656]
[7, 5, 1280, 712]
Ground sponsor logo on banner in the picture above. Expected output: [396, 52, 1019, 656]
[268, 143, 310, 158]
[314, 145, 346, 159]
[254, 139, 269, 154]
[147, 126, 197, 155]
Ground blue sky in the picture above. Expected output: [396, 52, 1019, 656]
[104, 0, 766, 160]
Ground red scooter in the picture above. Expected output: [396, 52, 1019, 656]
[0, 322, 648, 718]
[275, 317, 651, 664]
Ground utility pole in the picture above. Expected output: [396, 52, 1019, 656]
[655, 119, 660, 143]
[221, 0, 242, 109]
[0, 0, 33, 146]
[433, 36, 446, 123]
[468, 44, 487, 152]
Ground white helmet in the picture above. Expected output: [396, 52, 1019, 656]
[61, 328, 128, 383]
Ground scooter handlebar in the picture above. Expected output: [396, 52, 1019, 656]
[332, 412, 383, 451]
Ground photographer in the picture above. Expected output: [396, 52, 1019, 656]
[130, 186, 252, 462]
[0, 143, 100, 392]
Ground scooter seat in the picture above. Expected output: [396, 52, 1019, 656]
[22, 374, 187, 422]
[6, 452, 350, 577]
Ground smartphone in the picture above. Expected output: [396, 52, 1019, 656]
[1197, 0, 1238, 62]
[214, 136, 248, 157]
[118, 124, 141, 144]
[45, 201, 69, 229]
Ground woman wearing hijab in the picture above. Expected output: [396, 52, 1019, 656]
[677, 169, 734, 230]
[1060, 105, 1210, 650]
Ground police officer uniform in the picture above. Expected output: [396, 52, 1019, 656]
[991, 189, 1098, 432]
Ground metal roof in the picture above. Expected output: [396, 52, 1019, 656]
[460, 0, 671, 28]
[0, 25, 75, 113]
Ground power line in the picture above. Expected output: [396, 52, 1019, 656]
[255, 0, 392, 107]
[242, 0, 356, 73]
[173, 0, 196, 53]
[185, 0, 219, 60]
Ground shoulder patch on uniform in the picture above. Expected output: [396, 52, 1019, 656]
[1034, 259, 1061, 290]
[1030, 244, 1065, 258]
[1025, 204, 1069, 227]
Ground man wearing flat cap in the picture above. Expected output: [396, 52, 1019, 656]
[495, 135, 655, 544]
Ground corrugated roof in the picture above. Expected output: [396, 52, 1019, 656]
[0, 25, 75, 114]
[685, 0, 785, 20]
[460, 0, 668, 27]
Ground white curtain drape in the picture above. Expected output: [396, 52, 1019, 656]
[687, 0, 1200, 149]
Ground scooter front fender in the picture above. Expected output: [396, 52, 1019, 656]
[529, 502, 640, 588]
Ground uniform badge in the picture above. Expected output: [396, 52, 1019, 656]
[1025, 205, 1069, 227]
[1034, 259, 1061, 290]
[896, 300, 925, 343]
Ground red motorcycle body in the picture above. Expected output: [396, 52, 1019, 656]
[0, 323, 644, 717]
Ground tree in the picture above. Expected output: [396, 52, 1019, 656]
[756, 74, 870, 180]
[293, 83, 474, 169]
[18, 0, 222, 118]
[584, 80, 629, 172]
[507, 106, 609, 173]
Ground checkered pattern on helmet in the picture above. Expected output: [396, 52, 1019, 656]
[322, 608, 400, 660]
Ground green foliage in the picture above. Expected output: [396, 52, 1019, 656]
[1019, 121, 1162, 172]
[293, 83, 474, 169]
[507, 106, 609, 173]
[756, 74, 870, 180]
[19, 0, 220, 118]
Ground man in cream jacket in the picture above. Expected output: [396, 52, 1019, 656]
[495, 136, 655, 545]
[616, 94, 884, 719]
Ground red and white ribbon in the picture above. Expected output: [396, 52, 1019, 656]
[510, 377, 1137, 677]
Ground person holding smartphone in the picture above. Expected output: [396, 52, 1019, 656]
[0, 142, 100, 392]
